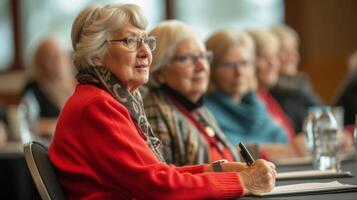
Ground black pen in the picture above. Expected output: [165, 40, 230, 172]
[239, 142, 255, 166]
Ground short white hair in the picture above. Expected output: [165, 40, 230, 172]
[349, 49, 357, 72]
[206, 29, 255, 68]
[271, 25, 300, 46]
[71, 4, 148, 70]
[148, 20, 197, 87]
[206, 29, 256, 92]
[248, 29, 279, 55]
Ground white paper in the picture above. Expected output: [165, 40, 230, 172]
[256, 181, 357, 197]
[277, 170, 352, 180]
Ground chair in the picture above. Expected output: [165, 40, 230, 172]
[23, 141, 66, 200]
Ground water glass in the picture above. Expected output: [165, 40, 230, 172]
[313, 107, 340, 171]
[331, 106, 344, 136]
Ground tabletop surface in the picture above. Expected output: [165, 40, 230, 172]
[1, 142, 356, 200]
[239, 159, 357, 200]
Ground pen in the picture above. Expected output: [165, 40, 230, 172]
[239, 142, 255, 166]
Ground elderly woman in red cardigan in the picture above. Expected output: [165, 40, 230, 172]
[49, 3, 276, 199]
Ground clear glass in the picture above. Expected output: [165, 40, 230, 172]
[303, 107, 321, 155]
[313, 107, 340, 171]
[331, 106, 344, 133]
[0, 0, 13, 70]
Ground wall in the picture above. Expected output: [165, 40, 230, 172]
[285, 0, 357, 104]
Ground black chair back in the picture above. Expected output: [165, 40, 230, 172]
[24, 141, 66, 200]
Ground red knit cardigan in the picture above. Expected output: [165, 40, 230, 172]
[49, 84, 244, 199]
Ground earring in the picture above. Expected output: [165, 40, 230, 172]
[93, 57, 102, 66]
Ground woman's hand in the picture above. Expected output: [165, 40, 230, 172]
[204, 161, 248, 172]
[237, 159, 276, 195]
[338, 130, 354, 154]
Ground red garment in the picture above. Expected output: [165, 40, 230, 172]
[210, 145, 235, 162]
[169, 97, 235, 162]
[257, 89, 295, 142]
[49, 84, 243, 199]
[344, 125, 355, 135]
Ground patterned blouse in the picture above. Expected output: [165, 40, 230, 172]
[144, 86, 240, 166]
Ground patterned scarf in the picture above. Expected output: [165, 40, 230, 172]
[76, 66, 165, 162]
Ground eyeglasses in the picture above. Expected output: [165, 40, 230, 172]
[107, 36, 157, 52]
[172, 51, 213, 65]
[220, 60, 252, 69]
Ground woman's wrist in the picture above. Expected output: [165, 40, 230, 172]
[222, 162, 248, 172]
[204, 161, 249, 173]
[204, 160, 227, 172]
[237, 171, 251, 195]
[212, 159, 227, 172]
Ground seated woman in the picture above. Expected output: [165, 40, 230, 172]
[49, 4, 276, 199]
[333, 50, 357, 152]
[335, 49, 357, 126]
[0, 102, 7, 145]
[248, 29, 296, 141]
[205, 30, 287, 145]
[22, 37, 75, 118]
[270, 25, 323, 134]
[144, 20, 239, 166]
[205, 30, 302, 159]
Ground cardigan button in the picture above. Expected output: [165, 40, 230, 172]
[205, 126, 215, 137]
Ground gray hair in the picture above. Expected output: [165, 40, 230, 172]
[71, 4, 148, 71]
[271, 25, 300, 46]
[206, 29, 256, 92]
[148, 20, 196, 87]
[248, 29, 279, 55]
[32, 37, 66, 79]
[206, 29, 255, 68]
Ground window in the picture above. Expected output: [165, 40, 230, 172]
[174, 0, 284, 40]
[21, 0, 165, 66]
[0, 0, 14, 71]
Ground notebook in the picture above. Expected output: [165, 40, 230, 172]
[253, 181, 357, 197]
[277, 170, 353, 180]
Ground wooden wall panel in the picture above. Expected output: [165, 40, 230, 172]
[285, 0, 357, 103]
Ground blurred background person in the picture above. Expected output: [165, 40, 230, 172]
[205, 29, 303, 160]
[270, 25, 323, 134]
[21, 37, 75, 138]
[249, 29, 296, 141]
[144, 20, 240, 165]
[205, 30, 287, 144]
[0, 102, 8, 145]
[334, 49, 357, 127]
[22, 37, 75, 118]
